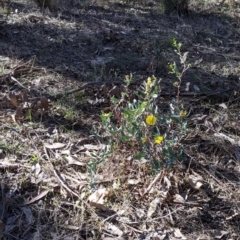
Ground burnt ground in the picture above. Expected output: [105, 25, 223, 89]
[0, 0, 240, 239]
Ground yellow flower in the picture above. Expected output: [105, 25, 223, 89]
[145, 115, 157, 126]
[147, 77, 152, 86]
[180, 110, 187, 117]
[173, 81, 179, 87]
[154, 136, 164, 144]
[145, 77, 152, 94]
[102, 113, 111, 118]
[141, 137, 147, 143]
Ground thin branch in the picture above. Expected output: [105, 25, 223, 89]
[53, 80, 123, 99]
[143, 170, 164, 196]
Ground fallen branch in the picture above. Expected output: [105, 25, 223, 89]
[52, 80, 123, 99]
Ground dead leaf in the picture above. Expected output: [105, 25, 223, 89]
[190, 114, 208, 124]
[88, 187, 109, 205]
[173, 194, 186, 203]
[40, 96, 49, 111]
[135, 208, 145, 219]
[193, 85, 200, 92]
[2, 95, 12, 108]
[127, 179, 140, 185]
[62, 154, 87, 166]
[88, 202, 109, 211]
[199, 189, 209, 199]
[173, 228, 187, 239]
[44, 142, 66, 149]
[104, 222, 123, 237]
[12, 104, 24, 122]
[9, 92, 19, 107]
[101, 84, 108, 98]
[204, 119, 214, 130]
[211, 230, 228, 239]
[164, 176, 171, 190]
[185, 82, 190, 91]
[108, 85, 123, 98]
[32, 163, 41, 176]
[212, 115, 219, 123]
[84, 144, 109, 150]
[188, 174, 204, 190]
[147, 198, 161, 218]
[219, 103, 228, 109]
[22, 190, 49, 206]
[21, 89, 28, 102]
[220, 114, 228, 125]
[60, 224, 80, 230]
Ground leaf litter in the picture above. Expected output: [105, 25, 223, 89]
[0, 0, 240, 239]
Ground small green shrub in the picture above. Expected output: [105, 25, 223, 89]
[93, 39, 190, 175]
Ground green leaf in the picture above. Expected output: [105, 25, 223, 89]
[151, 159, 161, 172]
[134, 152, 146, 160]
[151, 93, 158, 99]
[120, 135, 131, 142]
[141, 101, 148, 108]
[172, 38, 177, 47]
[170, 115, 181, 122]
[181, 52, 189, 63]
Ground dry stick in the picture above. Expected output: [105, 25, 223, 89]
[43, 148, 105, 223]
[143, 170, 164, 196]
[44, 148, 97, 208]
[166, 204, 174, 225]
[226, 212, 240, 221]
[49, 159, 99, 205]
[43, 146, 80, 198]
[11, 76, 28, 89]
[21, 190, 50, 206]
[53, 80, 123, 99]
[48, 158, 80, 198]
[125, 224, 143, 234]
